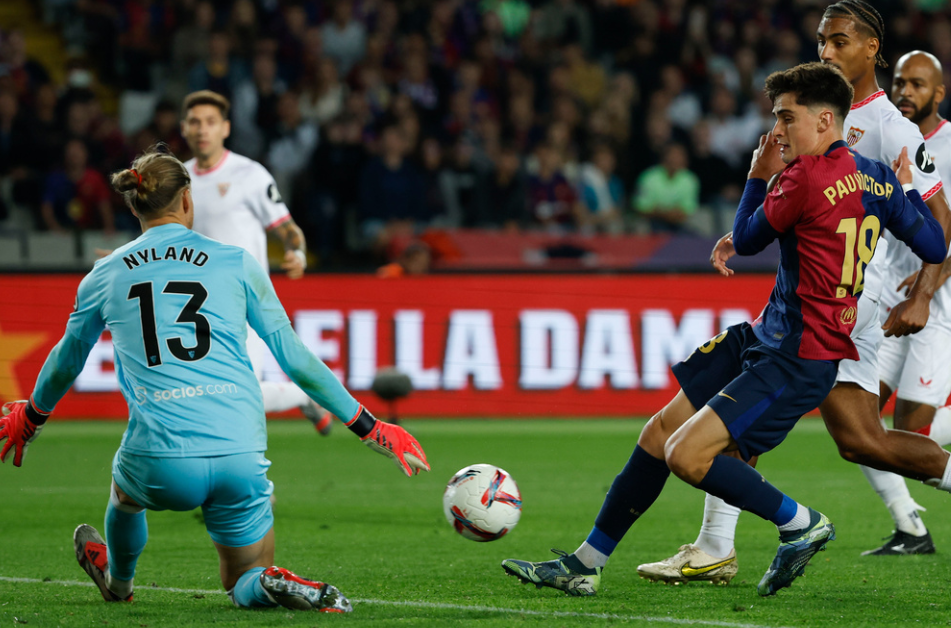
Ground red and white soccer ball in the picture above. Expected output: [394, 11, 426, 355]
[443, 464, 522, 542]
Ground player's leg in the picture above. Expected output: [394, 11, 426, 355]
[918, 405, 951, 445]
[247, 327, 333, 434]
[207, 452, 351, 612]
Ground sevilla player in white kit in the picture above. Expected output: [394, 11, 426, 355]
[180, 91, 332, 435]
[635, 1, 951, 586]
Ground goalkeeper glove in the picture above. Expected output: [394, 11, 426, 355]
[346, 406, 429, 477]
[0, 399, 49, 467]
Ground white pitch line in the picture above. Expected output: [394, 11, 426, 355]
[0, 576, 788, 628]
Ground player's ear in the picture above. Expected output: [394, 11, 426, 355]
[817, 109, 833, 133]
[867, 37, 880, 63]
[936, 83, 947, 105]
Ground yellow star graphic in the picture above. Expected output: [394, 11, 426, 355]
[0, 324, 49, 403]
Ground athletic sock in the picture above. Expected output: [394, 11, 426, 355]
[229, 567, 277, 608]
[920, 406, 951, 446]
[260, 381, 311, 413]
[860, 465, 928, 536]
[694, 494, 740, 558]
[776, 502, 810, 533]
[584, 445, 671, 561]
[574, 541, 610, 570]
[696, 455, 794, 525]
[104, 501, 147, 586]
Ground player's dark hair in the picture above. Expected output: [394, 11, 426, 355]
[111, 143, 191, 218]
[823, 0, 888, 68]
[181, 90, 231, 120]
[764, 62, 854, 126]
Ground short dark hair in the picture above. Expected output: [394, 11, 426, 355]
[181, 90, 230, 120]
[764, 62, 854, 125]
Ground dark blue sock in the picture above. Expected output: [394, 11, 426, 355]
[696, 455, 791, 524]
[589, 445, 670, 554]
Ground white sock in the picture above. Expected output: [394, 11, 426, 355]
[925, 453, 951, 492]
[693, 494, 740, 558]
[861, 465, 928, 536]
[260, 382, 311, 413]
[777, 502, 810, 533]
[105, 572, 133, 598]
[927, 406, 951, 446]
[574, 541, 609, 569]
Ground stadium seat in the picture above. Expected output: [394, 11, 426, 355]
[25, 232, 79, 269]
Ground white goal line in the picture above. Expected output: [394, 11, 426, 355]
[0, 576, 790, 628]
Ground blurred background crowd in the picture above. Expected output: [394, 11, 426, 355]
[0, 0, 949, 268]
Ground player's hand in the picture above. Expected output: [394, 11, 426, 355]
[892, 146, 913, 187]
[280, 250, 306, 280]
[0, 401, 46, 467]
[748, 132, 786, 181]
[710, 232, 736, 276]
[882, 291, 930, 337]
[360, 419, 430, 477]
[896, 270, 919, 297]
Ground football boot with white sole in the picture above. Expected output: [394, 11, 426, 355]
[637, 544, 737, 585]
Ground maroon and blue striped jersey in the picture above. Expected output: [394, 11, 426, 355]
[733, 139, 946, 361]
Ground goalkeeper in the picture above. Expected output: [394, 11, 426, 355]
[0, 144, 429, 613]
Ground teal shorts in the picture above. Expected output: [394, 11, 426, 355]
[112, 449, 274, 548]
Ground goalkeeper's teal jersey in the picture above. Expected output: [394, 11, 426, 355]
[64, 223, 287, 457]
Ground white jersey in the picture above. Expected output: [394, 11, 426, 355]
[881, 119, 951, 333]
[845, 90, 944, 303]
[185, 150, 291, 272]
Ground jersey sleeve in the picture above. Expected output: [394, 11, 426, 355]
[880, 162, 948, 263]
[64, 268, 106, 344]
[884, 118, 944, 200]
[242, 251, 292, 338]
[760, 164, 806, 232]
[247, 164, 291, 231]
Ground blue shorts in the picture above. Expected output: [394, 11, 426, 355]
[112, 450, 274, 548]
[671, 322, 838, 460]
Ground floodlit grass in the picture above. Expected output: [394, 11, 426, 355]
[2, 418, 950, 627]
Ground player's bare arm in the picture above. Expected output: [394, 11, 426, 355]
[268, 218, 307, 280]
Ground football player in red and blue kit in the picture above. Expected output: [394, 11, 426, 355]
[501, 62, 948, 598]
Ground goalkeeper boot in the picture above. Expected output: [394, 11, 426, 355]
[861, 529, 935, 556]
[501, 549, 601, 596]
[73, 524, 132, 602]
[260, 566, 352, 613]
[301, 401, 333, 436]
[757, 509, 835, 596]
[637, 544, 737, 585]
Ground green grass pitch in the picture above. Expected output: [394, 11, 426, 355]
[2, 418, 950, 627]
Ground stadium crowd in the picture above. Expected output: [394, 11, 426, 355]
[1, 0, 950, 266]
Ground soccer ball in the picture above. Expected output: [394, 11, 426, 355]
[443, 464, 522, 542]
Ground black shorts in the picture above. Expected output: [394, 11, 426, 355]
[671, 322, 837, 460]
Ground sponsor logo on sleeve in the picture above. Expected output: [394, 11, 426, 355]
[267, 183, 283, 204]
[916, 143, 936, 173]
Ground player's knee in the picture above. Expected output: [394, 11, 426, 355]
[664, 440, 705, 485]
[834, 432, 882, 465]
[639, 412, 670, 457]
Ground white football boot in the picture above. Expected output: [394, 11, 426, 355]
[637, 544, 737, 585]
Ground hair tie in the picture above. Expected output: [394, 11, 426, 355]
[130, 169, 142, 187]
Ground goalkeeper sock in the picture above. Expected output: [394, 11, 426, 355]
[696, 455, 795, 525]
[586, 445, 670, 558]
[229, 567, 277, 608]
[104, 500, 147, 587]
[860, 465, 928, 536]
[260, 381, 310, 413]
[694, 494, 741, 558]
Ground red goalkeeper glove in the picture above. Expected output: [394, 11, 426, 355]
[0, 400, 48, 467]
[346, 407, 429, 477]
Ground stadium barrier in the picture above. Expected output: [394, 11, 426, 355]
[0, 273, 856, 419]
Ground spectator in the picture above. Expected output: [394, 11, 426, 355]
[40, 139, 114, 233]
[188, 29, 248, 102]
[705, 85, 760, 169]
[264, 91, 319, 207]
[377, 241, 432, 277]
[579, 143, 625, 234]
[299, 57, 347, 125]
[228, 0, 259, 62]
[416, 137, 449, 224]
[0, 30, 50, 102]
[562, 43, 605, 110]
[633, 142, 699, 234]
[170, 1, 215, 80]
[659, 64, 702, 132]
[358, 124, 426, 253]
[527, 142, 583, 232]
[472, 143, 527, 229]
[398, 51, 442, 133]
[321, 0, 367, 77]
[689, 120, 742, 233]
[440, 138, 480, 228]
[231, 52, 286, 160]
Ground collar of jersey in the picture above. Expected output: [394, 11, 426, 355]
[850, 89, 885, 110]
[824, 139, 849, 156]
[144, 223, 189, 236]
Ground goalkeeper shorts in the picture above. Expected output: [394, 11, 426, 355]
[112, 449, 274, 548]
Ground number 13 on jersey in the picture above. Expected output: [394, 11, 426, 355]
[836, 215, 881, 298]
